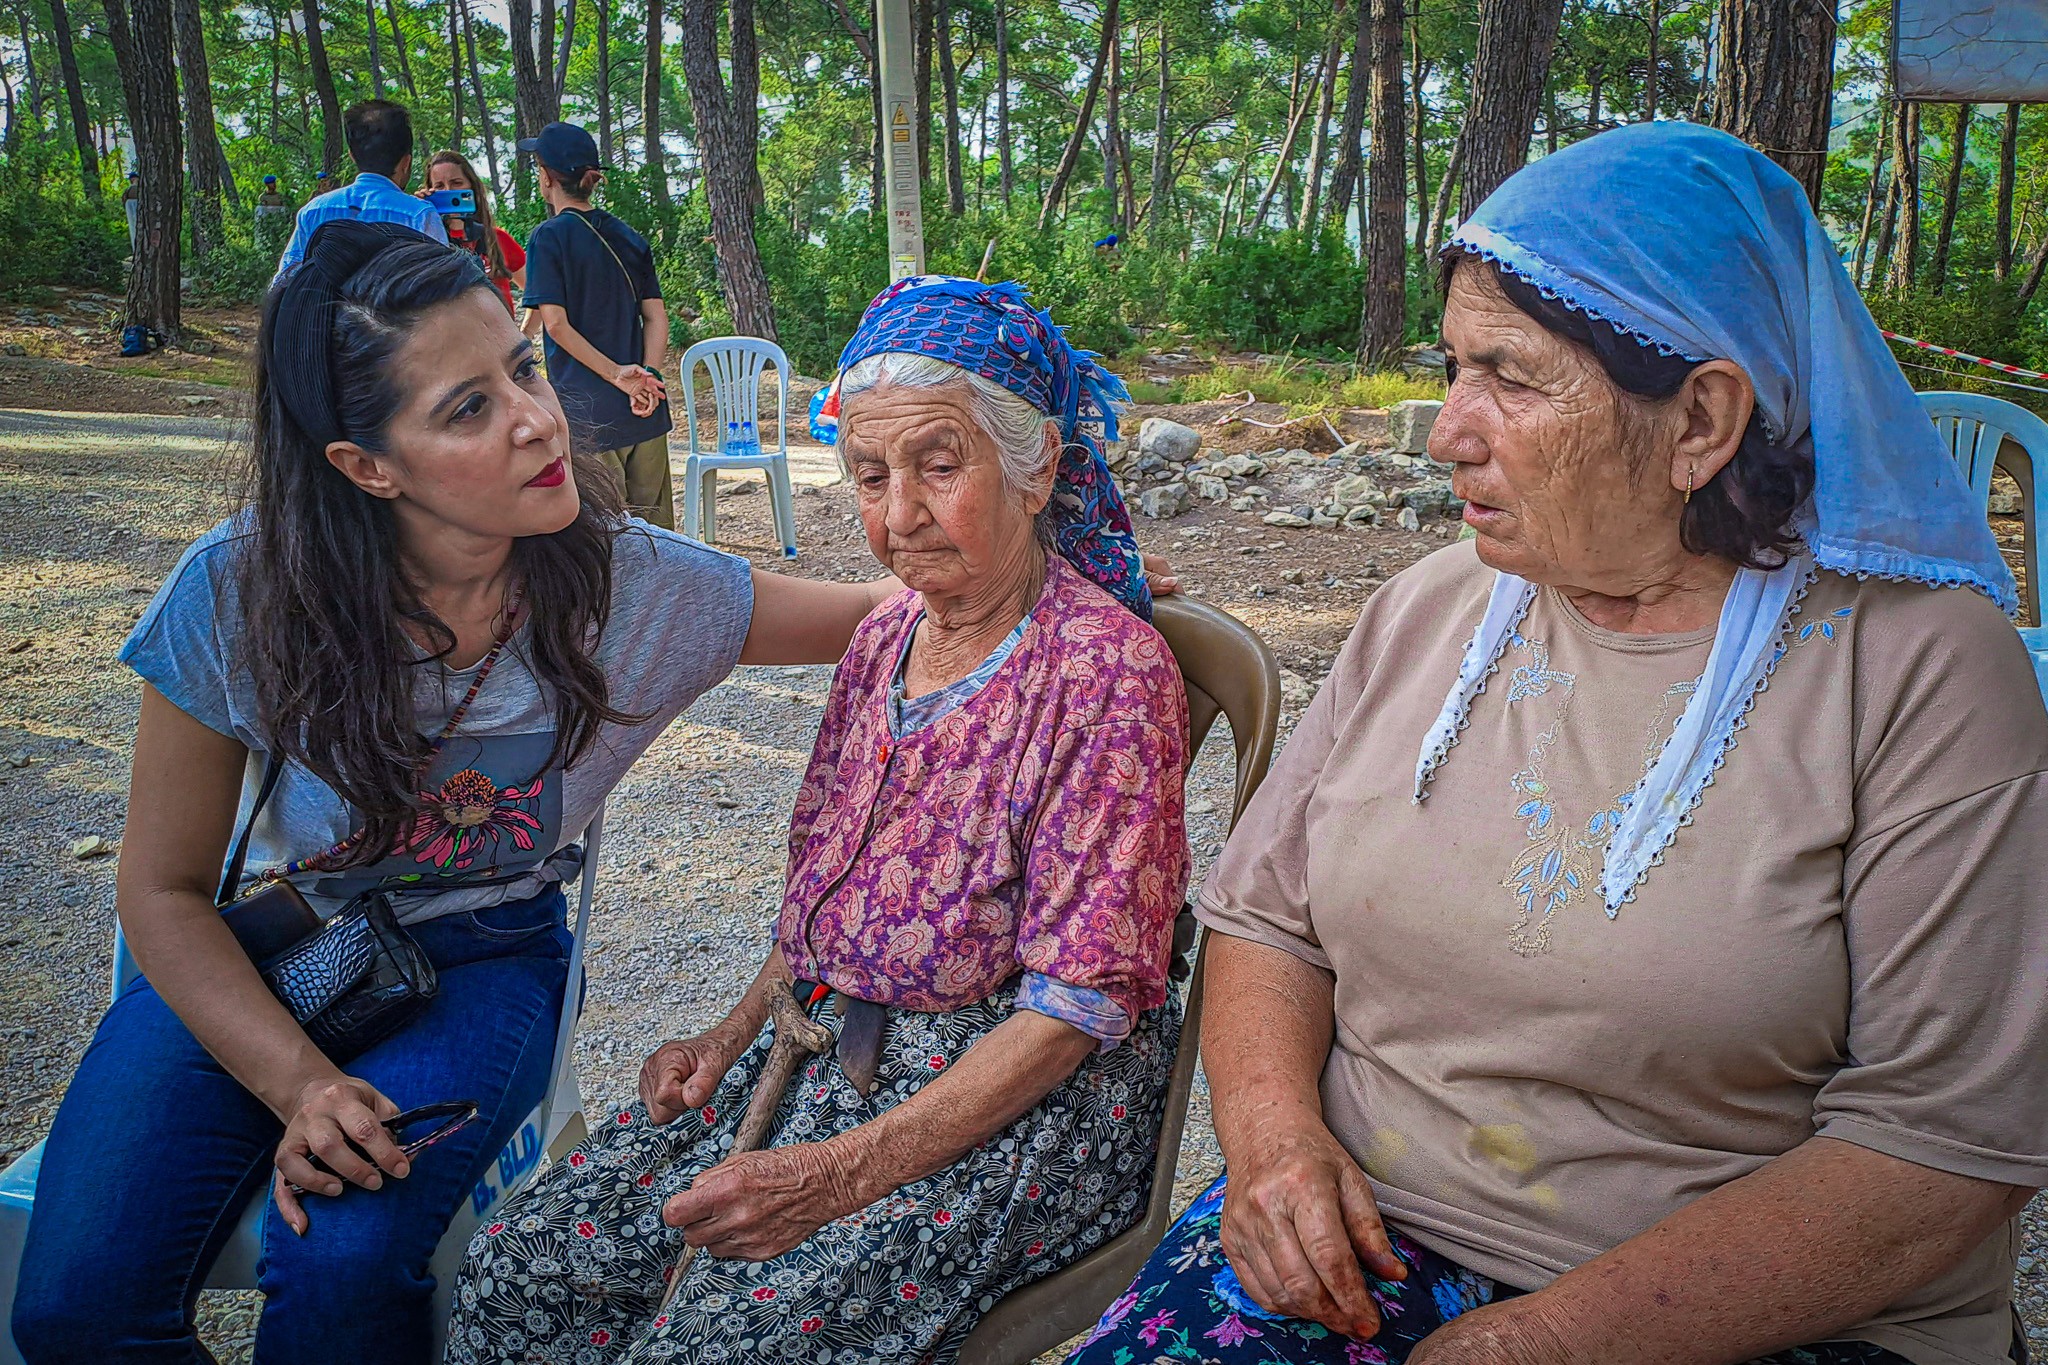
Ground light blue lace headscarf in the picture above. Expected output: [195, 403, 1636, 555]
[1415, 122, 2017, 914]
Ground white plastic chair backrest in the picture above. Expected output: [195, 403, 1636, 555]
[1918, 390, 2048, 514]
[680, 336, 790, 459]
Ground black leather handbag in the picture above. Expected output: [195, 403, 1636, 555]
[217, 757, 438, 1064]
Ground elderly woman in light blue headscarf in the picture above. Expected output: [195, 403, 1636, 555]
[1069, 124, 2048, 1365]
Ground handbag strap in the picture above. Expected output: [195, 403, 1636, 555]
[568, 210, 647, 360]
[217, 751, 286, 906]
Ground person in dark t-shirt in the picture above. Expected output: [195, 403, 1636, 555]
[517, 122, 675, 529]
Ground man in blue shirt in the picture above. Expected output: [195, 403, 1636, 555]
[519, 122, 675, 528]
[274, 101, 445, 277]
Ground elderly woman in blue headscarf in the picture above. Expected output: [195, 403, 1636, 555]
[446, 278, 1190, 1364]
[1071, 124, 2048, 1365]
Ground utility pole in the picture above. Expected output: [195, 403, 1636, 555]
[877, 0, 925, 279]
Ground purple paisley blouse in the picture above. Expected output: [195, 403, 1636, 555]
[776, 556, 1190, 1027]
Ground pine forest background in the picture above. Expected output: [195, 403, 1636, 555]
[1, 0, 2046, 403]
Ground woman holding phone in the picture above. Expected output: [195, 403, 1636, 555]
[424, 150, 526, 315]
[6, 220, 932, 1365]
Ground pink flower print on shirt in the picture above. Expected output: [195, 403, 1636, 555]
[405, 768, 545, 872]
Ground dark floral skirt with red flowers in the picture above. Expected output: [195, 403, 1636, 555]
[443, 980, 1180, 1365]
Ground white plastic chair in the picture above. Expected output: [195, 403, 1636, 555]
[0, 811, 605, 1364]
[1918, 391, 2048, 695]
[679, 336, 798, 558]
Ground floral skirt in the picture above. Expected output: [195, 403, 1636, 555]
[444, 981, 1180, 1365]
[1064, 1173, 1913, 1365]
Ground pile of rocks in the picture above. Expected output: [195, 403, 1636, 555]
[1124, 399, 1463, 535]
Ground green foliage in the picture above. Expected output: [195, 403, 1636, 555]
[1868, 284, 2045, 415]
[0, 138, 126, 296]
[1164, 229, 1364, 354]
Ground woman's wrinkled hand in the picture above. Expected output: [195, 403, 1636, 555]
[661, 1142, 863, 1262]
[1219, 1122, 1408, 1340]
[271, 1074, 407, 1236]
[1142, 552, 1181, 596]
[639, 1027, 748, 1124]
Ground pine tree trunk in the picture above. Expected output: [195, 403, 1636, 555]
[300, 0, 344, 174]
[1425, 126, 1464, 259]
[938, 0, 964, 213]
[1996, 103, 2019, 280]
[172, 0, 225, 259]
[642, 0, 666, 202]
[912, 0, 931, 184]
[1852, 138, 1887, 289]
[1871, 115, 1901, 289]
[1036, 0, 1117, 234]
[1889, 100, 1921, 294]
[2018, 233, 2048, 310]
[1251, 49, 1316, 230]
[996, 0, 1012, 205]
[271, 2, 284, 142]
[1146, 13, 1168, 231]
[509, 0, 551, 142]
[1708, 0, 1835, 205]
[385, 0, 416, 97]
[594, 0, 612, 165]
[554, 0, 577, 103]
[1460, 0, 1564, 216]
[112, 0, 182, 337]
[16, 6, 46, 133]
[1358, 0, 1405, 367]
[365, 0, 384, 97]
[450, 0, 463, 142]
[1929, 103, 1971, 294]
[1101, 20, 1121, 230]
[1297, 3, 1342, 232]
[1408, 11, 1429, 253]
[1643, 0, 1659, 120]
[1327, 0, 1367, 222]
[49, 0, 100, 201]
[680, 0, 775, 338]
[460, 0, 501, 187]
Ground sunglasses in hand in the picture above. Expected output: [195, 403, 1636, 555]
[287, 1100, 481, 1195]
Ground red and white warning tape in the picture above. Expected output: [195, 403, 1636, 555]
[1878, 329, 2048, 382]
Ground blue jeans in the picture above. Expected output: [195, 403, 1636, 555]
[12, 889, 571, 1365]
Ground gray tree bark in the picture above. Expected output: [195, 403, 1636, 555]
[1929, 103, 1972, 294]
[49, 0, 100, 200]
[1995, 103, 2019, 280]
[1708, 0, 1835, 205]
[110, 0, 182, 337]
[642, 0, 667, 202]
[1036, 0, 1118, 233]
[299, 0, 344, 174]
[680, 0, 776, 338]
[1460, 0, 1565, 216]
[172, 0, 226, 258]
[938, 0, 964, 213]
[996, 0, 1012, 205]
[1327, 0, 1368, 223]
[1358, 0, 1406, 367]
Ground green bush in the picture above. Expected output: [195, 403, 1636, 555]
[1165, 228, 1365, 354]
[0, 139, 127, 295]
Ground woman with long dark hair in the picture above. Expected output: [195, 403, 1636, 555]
[8, 220, 908, 1365]
[424, 149, 526, 315]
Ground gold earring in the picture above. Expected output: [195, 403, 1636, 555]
[1684, 466, 1694, 504]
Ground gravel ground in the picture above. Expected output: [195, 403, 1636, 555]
[2, 405, 2042, 1363]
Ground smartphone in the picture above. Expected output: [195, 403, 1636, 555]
[428, 189, 477, 215]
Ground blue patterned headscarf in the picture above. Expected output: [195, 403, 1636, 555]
[834, 275, 1150, 619]
[1417, 123, 2016, 916]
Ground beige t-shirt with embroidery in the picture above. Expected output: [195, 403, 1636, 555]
[1197, 541, 2048, 1365]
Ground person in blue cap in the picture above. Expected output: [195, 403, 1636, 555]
[257, 174, 289, 210]
[517, 121, 675, 530]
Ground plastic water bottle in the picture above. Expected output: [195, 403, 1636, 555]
[724, 419, 740, 456]
[739, 419, 760, 459]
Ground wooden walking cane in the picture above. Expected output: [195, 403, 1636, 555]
[655, 980, 834, 1316]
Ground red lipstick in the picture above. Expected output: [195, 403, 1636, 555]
[524, 457, 566, 489]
